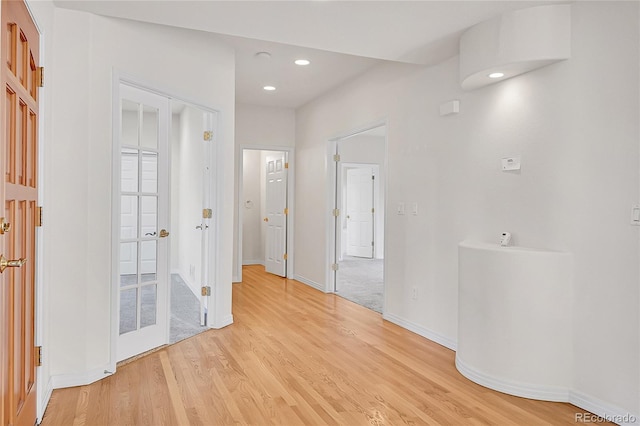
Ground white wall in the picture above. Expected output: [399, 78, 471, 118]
[234, 103, 295, 280]
[295, 1, 639, 418]
[29, 4, 236, 394]
[339, 134, 386, 259]
[242, 150, 263, 264]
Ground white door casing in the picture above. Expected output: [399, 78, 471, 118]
[346, 166, 374, 258]
[116, 84, 170, 362]
[264, 152, 287, 277]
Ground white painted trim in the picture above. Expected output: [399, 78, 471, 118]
[236, 145, 295, 283]
[569, 392, 639, 426]
[382, 312, 457, 351]
[293, 274, 325, 292]
[456, 356, 639, 425]
[37, 377, 53, 423]
[455, 356, 570, 402]
[210, 314, 234, 330]
[51, 365, 114, 390]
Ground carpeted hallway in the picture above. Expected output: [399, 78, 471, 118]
[335, 256, 384, 313]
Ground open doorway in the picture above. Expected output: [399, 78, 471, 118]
[168, 100, 216, 343]
[331, 125, 386, 313]
[238, 148, 293, 279]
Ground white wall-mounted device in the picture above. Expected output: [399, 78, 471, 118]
[500, 232, 512, 246]
[502, 156, 521, 171]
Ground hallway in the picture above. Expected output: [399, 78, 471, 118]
[42, 265, 598, 425]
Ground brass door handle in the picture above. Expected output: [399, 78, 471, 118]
[159, 229, 170, 238]
[0, 255, 27, 273]
[263, 217, 269, 222]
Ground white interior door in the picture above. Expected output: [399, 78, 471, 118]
[264, 152, 287, 277]
[117, 84, 170, 361]
[346, 166, 374, 258]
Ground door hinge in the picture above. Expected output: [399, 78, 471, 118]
[283, 253, 288, 260]
[333, 154, 340, 162]
[372, 175, 375, 180]
[372, 241, 374, 246]
[203, 208, 212, 219]
[36, 67, 44, 88]
[371, 208, 375, 213]
[284, 162, 289, 169]
[332, 208, 340, 217]
[331, 263, 339, 271]
[284, 208, 289, 215]
[35, 346, 42, 367]
[203, 131, 213, 141]
[35, 206, 43, 227]
[201, 286, 211, 296]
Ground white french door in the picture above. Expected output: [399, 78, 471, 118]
[116, 84, 170, 361]
[264, 152, 287, 277]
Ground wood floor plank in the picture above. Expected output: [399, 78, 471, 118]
[41, 265, 610, 425]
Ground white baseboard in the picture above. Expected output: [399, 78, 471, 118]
[242, 259, 264, 266]
[382, 312, 457, 351]
[293, 274, 325, 292]
[210, 314, 233, 329]
[570, 391, 639, 425]
[455, 355, 570, 402]
[51, 363, 114, 389]
[38, 376, 54, 423]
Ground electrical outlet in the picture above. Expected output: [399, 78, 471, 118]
[411, 287, 418, 300]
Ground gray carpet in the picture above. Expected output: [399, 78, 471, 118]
[170, 274, 207, 343]
[119, 274, 206, 343]
[336, 256, 384, 313]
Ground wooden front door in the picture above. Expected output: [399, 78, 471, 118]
[1, 1, 40, 425]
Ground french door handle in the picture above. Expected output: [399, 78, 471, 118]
[145, 232, 157, 236]
[196, 224, 209, 230]
[0, 255, 27, 273]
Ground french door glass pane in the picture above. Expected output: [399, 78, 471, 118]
[120, 242, 138, 285]
[140, 284, 157, 328]
[119, 288, 137, 335]
[141, 105, 158, 149]
[121, 100, 140, 146]
[120, 195, 138, 239]
[121, 149, 139, 192]
[140, 196, 157, 238]
[141, 151, 158, 193]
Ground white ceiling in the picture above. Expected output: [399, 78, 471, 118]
[54, 0, 562, 109]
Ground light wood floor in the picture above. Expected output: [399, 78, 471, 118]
[41, 265, 600, 425]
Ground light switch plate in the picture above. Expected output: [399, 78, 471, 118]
[397, 202, 405, 215]
[631, 205, 640, 226]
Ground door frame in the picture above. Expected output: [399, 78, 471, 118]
[110, 71, 220, 372]
[235, 145, 295, 283]
[326, 121, 388, 300]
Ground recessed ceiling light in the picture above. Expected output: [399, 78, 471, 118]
[489, 72, 505, 79]
[263, 86, 276, 91]
[294, 59, 311, 66]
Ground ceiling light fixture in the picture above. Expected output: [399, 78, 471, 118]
[255, 51, 272, 59]
[294, 59, 311, 66]
[263, 85, 276, 91]
[488, 72, 505, 79]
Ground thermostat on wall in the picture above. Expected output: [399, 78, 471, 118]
[502, 156, 521, 171]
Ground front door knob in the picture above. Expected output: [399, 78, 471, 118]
[0, 218, 10, 234]
[159, 229, 170, 238]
